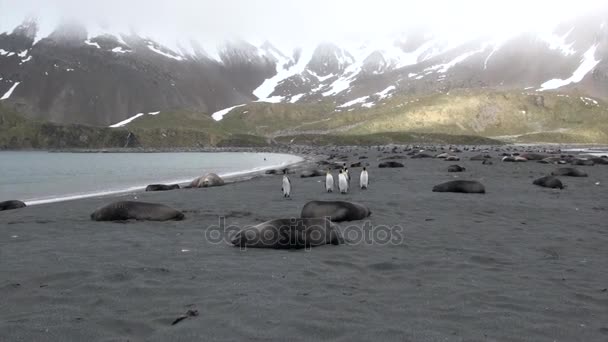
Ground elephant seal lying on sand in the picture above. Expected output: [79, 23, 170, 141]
[533, 176, 564, 189]
[145, 184, 180, 192]
[0, 200, 26, 211]
[432, 180, 486, 194]
[551, 168, 587, 177]
[189, 173, 225, 188]
[447, 165, 466, 172]
[301, 200, 371, 222]
[91, 201, 185, 221]
[231, 218, 344, 249]
[379, 161, 404, 168]
[300, 169, 325, 178]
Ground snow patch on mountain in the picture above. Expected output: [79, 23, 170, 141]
[538, 44, 600, 91]
[109, 113, 144, 127]
[257, 95, 284, 103]
[538, 27, 576, 56]
[377, 85, 396, 100]
[253, 47, 314, 100]
[425, 46, 488, 73]
[290, 94, 305, 103]
[147, 43, 184, 61]
[84, 39, 101, 49]
[338, 96, 370, 108]
[1, 82, 21, 100]
[111, 47, 131, 54]
[212, 104, 246, 121]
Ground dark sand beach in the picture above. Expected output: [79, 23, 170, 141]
[2, 146, 608, 341]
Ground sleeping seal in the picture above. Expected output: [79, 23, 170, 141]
[533, 176, 564, 189]
[301, 200, 371, 222]
[520, 153, 548, 161]
[0, 200, 26, 211]
[551, 168, 588, 177]
[145, 184, 180, 192]
[571, 158, 594, 166]
[447, 165, 466, 172]
[300, 169, 325, 178]
[432, 180, 485, 194]
[231, 218, 343, 249]
[91, 201, 185, 221]
[378, 161, 404, 168]
[189, 173, 225, 188]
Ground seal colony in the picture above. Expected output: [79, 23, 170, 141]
[2, 144, 608, 341]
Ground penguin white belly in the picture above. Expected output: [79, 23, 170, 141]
[326, 174, 334, 192]
[360, 171, 368, 189]
[282, 177, 291, 197]
[338, 174, 348, 194]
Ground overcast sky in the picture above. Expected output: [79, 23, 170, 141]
[0, 0, 606, 49]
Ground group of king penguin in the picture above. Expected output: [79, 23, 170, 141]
[282, 163, 369, 198]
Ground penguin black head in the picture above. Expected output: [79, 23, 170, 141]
[363, 167, 366, 171]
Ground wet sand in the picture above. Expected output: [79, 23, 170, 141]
[1, 146, 608, 341]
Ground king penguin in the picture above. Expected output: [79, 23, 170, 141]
[282, 175, 291, 198]
[325, 169, 334, 193]
[338, 169, 349, 194]
[360, 167, 369, 189]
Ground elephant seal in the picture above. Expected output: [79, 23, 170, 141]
[231, 218, 343, 249]
[301, 200, 371, 222]
[300, 169, 325, 178]
[520, 153, 547, 161]
[571, 158, 594, 166]
[482, 159, 494, 165]
[91, 201, 185, 221]
[445, 156, 460, 161]
[189, 173, 225, 188]
[447, 165, 466, 172]
[533, 176, 564, 189]
[470, 154, 491, 161]
[551, 168, 588, 177]
[379, 161, 404, 168]
[145, 184, 180, 192]
[432, 180, 485, 194]
[590, 157, 608, 165]
[411, 153, 433, 159]
[0, 200, 26, 211]
[502, 156, 527, 162]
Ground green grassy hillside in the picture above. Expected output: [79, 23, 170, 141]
[2, 88, 607, 149]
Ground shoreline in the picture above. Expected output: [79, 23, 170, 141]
[11, 151, 315, 207]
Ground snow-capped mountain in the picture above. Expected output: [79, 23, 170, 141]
[0, 10, 606, 127]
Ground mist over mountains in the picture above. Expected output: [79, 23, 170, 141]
[0, 2, 607, 146]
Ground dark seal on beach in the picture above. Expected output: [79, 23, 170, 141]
[145, 184, 180, 192]
[231, 218, 343, 249]
[90, 201, 185, 221]
[533, 176, 564, 189]
[432, 180, 486, 194]
[447, 165, 466, 172]
[0, 200, 26, 211]
[379, 161, 404, 168]
[300, 169, 325, 178]
[571, 158, 594, 166]
[551, 168, 588, 177]
[301, 200, 371, 222]
[520, 153, 548, 161]
[189, 173, 225, 188]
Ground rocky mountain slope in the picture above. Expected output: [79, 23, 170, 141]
[0, 10, 607, 145]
